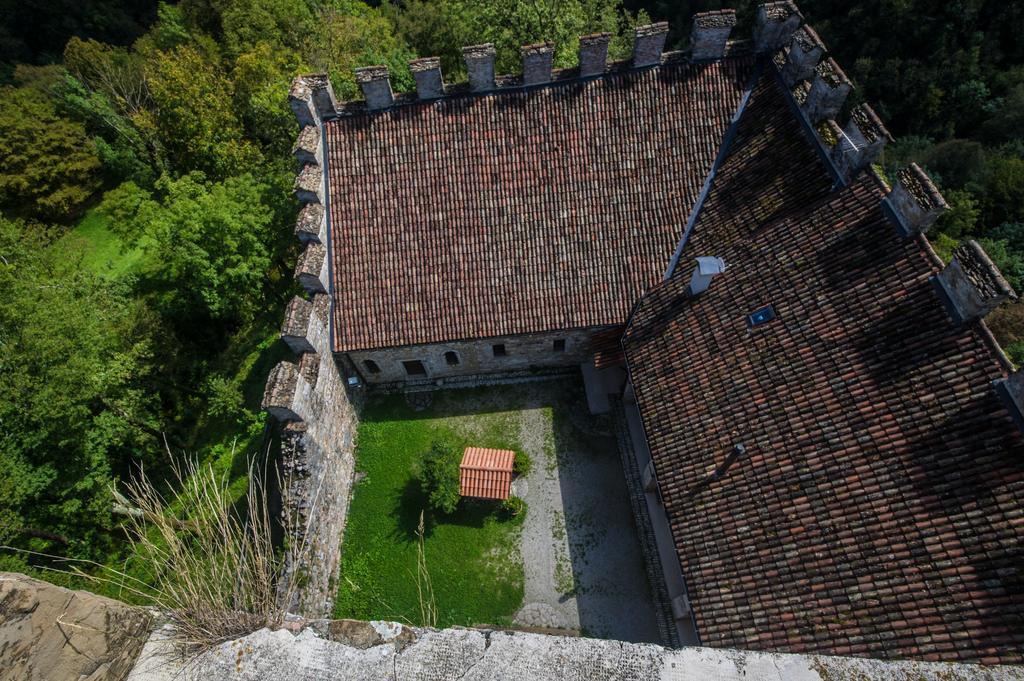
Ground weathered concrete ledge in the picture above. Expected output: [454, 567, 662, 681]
[128, 622, 1024, 681]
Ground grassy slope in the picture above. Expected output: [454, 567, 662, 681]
[55, 209, 148, 277]
[335, 390, 526, 628]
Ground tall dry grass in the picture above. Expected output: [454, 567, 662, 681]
[4, 443, 308, 652]
[110, 453, 296, 650]
[414, 510, 437, 628]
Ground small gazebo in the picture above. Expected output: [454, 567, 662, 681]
[459, 447, 515, 501]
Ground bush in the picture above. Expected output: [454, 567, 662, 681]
[501, 495, 526, 520]
[417, 441, 461, 514]
[513, 450, 532, 477]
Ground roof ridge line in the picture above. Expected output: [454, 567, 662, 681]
[662, 57, 768, 281]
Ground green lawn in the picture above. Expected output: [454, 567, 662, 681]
[335, 389, 526, 628]
[56, 209, 148, 278]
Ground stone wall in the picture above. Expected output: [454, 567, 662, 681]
[263, 295, 359, 617]
[347, 326, 609, 389]
[1, 572, 152, 681]
[262, 78, 360, 617]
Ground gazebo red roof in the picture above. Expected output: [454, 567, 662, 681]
[459, 447, 515, 500]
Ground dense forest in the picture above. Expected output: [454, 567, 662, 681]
[1, 0, 1022, 584]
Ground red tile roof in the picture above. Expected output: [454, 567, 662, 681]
[459, 447, 515, 500]
[323, 57, 756, 352]
[623, 73, 1024, 664]
[591, 325, 626, 369]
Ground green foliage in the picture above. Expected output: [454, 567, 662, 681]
[305, 1, 417, 100]
[501, 495, 527, 519]
[203, 375, 246, 420]
[930, 233, 959, 264]
[231, 42, 302, 154]
[936, 189, 981, 239]
[978, 237, 1024, 293]
[0, 73, 102, 220]
[0, 216, 160, 558]
[144, 45, 261, 178]
[513, 450, 532, 477]
[218, 0, 314, 55]
[417, 441, 462, 514]
[99, 171, 278, 325]
[151, 2, 193, 51]
[389, 0, 646, 79]
[982, 156, 1024, 227]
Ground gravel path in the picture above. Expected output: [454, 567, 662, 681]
[511, 381, 660, 643]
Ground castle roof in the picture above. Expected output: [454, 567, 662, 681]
[322, 56, 755, 352]
[278, 4, 1024, 664]
[622, 72, 1024, 663]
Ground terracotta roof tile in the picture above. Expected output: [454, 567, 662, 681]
[323, 58, 756, 351]
[459, 447, 515, 500]
[623, 73, 1024, 664]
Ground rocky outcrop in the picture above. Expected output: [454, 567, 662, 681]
[0, 572, 152, 681]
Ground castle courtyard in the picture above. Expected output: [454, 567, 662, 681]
[333, 378, 659, 641]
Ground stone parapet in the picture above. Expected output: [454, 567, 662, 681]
[754, 1, 801, 53]
[935, 240, 1018, 325]
[129, 622, 1024, 680]
[690, 10, 736, 61]
[633, 22, 669, 67]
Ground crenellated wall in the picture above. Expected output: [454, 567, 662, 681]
[263, 296, 359, 616]
[262, 82, 360, 617]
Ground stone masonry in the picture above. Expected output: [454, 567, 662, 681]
[265, 296, 359, 616]
[262, 77, 360, 617]
[348, 327, 607, 388]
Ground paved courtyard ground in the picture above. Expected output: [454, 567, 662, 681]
[510, 379, 660, 643]
[335, 377, 659, 642]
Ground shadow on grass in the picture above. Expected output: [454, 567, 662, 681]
[392, 477, 433, 543]
[392, 477, 507, 544]
[363, 376, 581, 424]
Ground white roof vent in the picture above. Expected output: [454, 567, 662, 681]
[688, 256, 727, 296]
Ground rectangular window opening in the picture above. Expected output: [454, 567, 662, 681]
[552, 339, 566, 352]
[492, 344, 507, 357]
[402, 360, 427, 376]
[363, 359, 381, 374]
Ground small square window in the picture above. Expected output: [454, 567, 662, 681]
[746, 304, 776, 328]
[492, 344, 507, 357]
[363, 359, 381, 374]
[444, 351, 460, 366]
[552, 339, 566, 352]
[402, 360, 426, 376]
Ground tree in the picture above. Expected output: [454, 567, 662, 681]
[389, 0, 646, 80]
[936, 189, 981, 239]
[417, 442, 461, 514]
[304, 0, 417, 101]
[982, 156, 1024, 227]
[218, 0, 314, 56]
[231, 41, 303, 155]
[143, 44, 261, 179]
[64, 37, 150, 115]
[0, 69, 102, 220]
[99, 172, 278, 325]
[0, 217, 160, 559]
